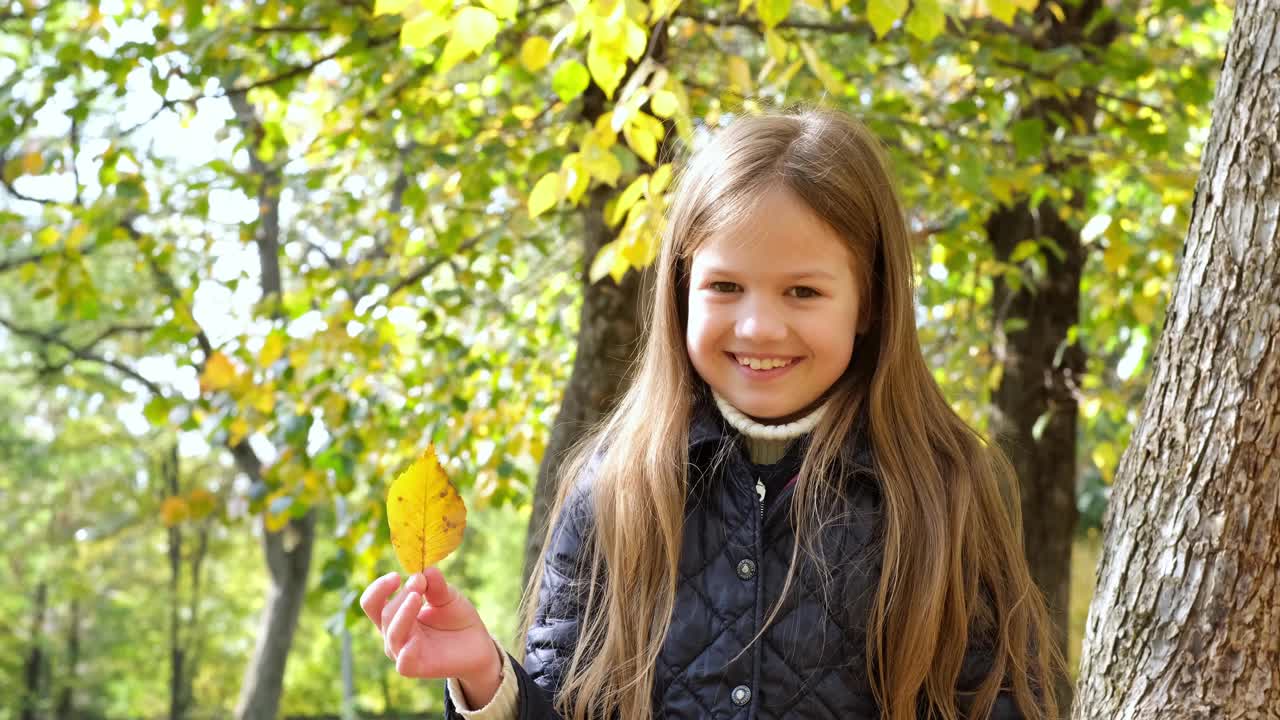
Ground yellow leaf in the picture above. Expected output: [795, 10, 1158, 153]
[528, 172, 561, 218]
[454, 6, 499, 54]
[562, 153, 590, 203]
[650, 90, 677, 119]
[765, 29, 789, 63]
[520, 36, 551, 72]
[386, 448, 468, 573]
[481, 0, 518, 19]
[161, 497, 189, 527]
[581, 138, 621, 185]
[200, 352, 238, 394]
[187, 489, 218, 519]
[649, 163, 673, 195]
[375, 0, 415, 14]
[587, 35, 627, 99]
[401, 11, 450, 48]
[623, 118, 657, 165]
[987, 0, 1016, 25]
[867, 0, 906, 37]
[905, 0, 944, 42]
[21, 151, 44, 176]
[66, 224, 88, 250]
[757, 0, 790, 29]
[727, 56, 753, 95]
[229, 417, 250, 446]
[608, 175, 649, 227]
[259, 332, 285, 367]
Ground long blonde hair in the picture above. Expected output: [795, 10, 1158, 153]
[519, 106, 1062, 720]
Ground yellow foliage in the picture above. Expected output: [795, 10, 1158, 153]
[161, 497, 188, 527]
[200, 352, 239, 394]
[386, 448, 468, 573]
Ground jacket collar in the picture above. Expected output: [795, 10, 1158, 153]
[687, 385, 873, 466]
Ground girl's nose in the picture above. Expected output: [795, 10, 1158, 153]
[736, 301, 787, 342]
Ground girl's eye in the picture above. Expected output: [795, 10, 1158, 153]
[709, 281, 740, 293]
[787, 286, 820, 298]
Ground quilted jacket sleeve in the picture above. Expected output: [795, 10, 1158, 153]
[443, 476, 596, 720]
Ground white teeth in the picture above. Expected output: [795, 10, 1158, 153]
[736, 355, 791, 370]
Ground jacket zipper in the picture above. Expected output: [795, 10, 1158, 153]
[755, 477, 765, 520]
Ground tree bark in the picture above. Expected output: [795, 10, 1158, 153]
[521, 181, 646, 588]
[56, 596, 79, 719]
[1072, 3, 1280, 716]
[520, 25, 671, 587]
[986, 3, 1117, 702]
[230, 92, 316, 720]
[166, 446, 188, 720]
[21, 581, 46, 720]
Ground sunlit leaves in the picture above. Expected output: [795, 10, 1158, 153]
[867, 0, 907, 38]
[199, 352, 240, 394]
[552, 60, 591, 101]
[905, 0, 945, 43]
[757, 0, 791, 30]
[521, 36, 552, 72]
[528, 173, 561, 217]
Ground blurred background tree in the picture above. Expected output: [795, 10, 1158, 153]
[0, 0, 1232, 717]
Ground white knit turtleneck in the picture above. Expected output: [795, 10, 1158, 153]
[712, 391, 827, 464]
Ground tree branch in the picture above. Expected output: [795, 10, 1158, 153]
[0, 316, 166, 397]
[122, 32, 399, 135]
[0, 244, 101, 274]
[385, 235, 484, 299]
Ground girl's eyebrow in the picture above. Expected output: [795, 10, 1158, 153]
[700, 266, 836, 282]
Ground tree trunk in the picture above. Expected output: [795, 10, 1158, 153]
[235, 511, 318, 720]
[1072, 3, 1280, 716]
[986, 3, 1118, 702]
[56, 596, 79, 719]
[165, 445, 188, 720]
[520, 24, 672, 587]
[521, 182, 646, 588]
[230, 92, 315, 720]
[21, 582, 46, 720]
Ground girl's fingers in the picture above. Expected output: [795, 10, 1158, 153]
[379, 572, 426, 632]
[359, 572, 400, 628]
[421, 566, 459, 608]
[385, 590, 424, 660]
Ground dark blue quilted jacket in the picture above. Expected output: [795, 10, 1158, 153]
[445, 398, 1026, 719]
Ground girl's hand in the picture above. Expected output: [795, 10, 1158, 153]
[359, 566, 503, 707]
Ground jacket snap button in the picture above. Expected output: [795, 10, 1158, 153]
[736, 559, 756, 580]
[731, 684, 752, 706]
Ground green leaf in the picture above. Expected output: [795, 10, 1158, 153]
[453, 7, 499, 54]
[757, 0, 791, 29]
[1010, 240, 1039, 263]
[905, 0, 945, 42]
[867, 0, 906, 38]
[1012, 117, 1045, 160]
[552, 60, 591, 102]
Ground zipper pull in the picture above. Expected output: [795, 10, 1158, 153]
[755, 478, 766, 519]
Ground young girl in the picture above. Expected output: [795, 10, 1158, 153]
[361, 106, 1062, 720]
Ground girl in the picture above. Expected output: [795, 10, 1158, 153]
[361, 106, 1062, 720]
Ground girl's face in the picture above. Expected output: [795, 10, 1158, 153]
[686, 185, 863, 422]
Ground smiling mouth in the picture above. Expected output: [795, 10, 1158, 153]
[727, 353, 799, 371]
